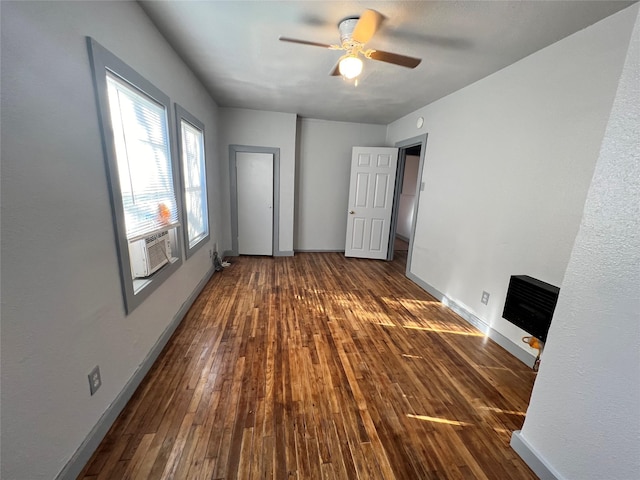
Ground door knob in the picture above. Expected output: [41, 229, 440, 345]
[349, 210, 355, 214]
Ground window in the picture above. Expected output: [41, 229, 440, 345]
[175, 105, 209, 256]
[88, 38, 183, 313]
[107, 74, 180, 240]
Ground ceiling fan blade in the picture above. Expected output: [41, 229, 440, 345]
[352, 9, 384, 44]
[369, 50, 422, 68]
[279, 37, 333, 49]
[329, 62, 341, 76]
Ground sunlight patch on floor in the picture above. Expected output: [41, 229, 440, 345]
[401, 354, 424, 359]
[479, 406, 526, 416]
[406, 414, 474, 427]
[394, 298, 441, 306]
[403, 325, 485, 336]
[382, 297, 442, 311]
[493, 428, 512, 434]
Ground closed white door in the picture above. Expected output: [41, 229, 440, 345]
[345, 147, 399, 259]
[236, 152, 273, 255]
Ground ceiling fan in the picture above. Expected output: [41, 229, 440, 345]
[279, 9, 422, 80]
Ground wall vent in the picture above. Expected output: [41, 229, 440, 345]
[502, 275, 560, 342]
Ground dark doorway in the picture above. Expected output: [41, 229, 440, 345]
[388, 135, 427, 276]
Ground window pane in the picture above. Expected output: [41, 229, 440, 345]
[180, 119, 208, 249]
[106, 73, 179, 240]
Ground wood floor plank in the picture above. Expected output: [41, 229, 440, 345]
[78, 253, 537, 479]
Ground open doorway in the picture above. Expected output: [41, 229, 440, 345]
[394, 145, 420, 257]
[387, 134, 427, 274]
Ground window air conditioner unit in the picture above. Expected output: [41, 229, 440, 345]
[129, 230, 171, 278]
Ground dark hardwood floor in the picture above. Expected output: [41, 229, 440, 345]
[78, 252, 537, 479]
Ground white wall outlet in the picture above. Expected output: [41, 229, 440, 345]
[88, 365, 102, 395]
[481, 291, 490, 305]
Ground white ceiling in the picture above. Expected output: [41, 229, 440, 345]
[140, 1, 634, 125]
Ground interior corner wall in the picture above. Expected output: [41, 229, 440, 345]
[217, 107, 297, 254]
[516, 5, 640, 478]
[385, 5, 638, 359]
[295, 118, 387, 251]
[0, 2, 223, 479]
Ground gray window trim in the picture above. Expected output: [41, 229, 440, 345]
[87, 37, 184, 314]
[229, 145, 281, 256]
[175, 104, 210, 259]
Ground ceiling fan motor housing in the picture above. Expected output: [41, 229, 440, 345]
[338, 17, 359, 45]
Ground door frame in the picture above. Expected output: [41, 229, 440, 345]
[229, 145, 281, 256]
[387, 134, 428, 277]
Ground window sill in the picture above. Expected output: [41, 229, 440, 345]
[132, 256, 180, 295]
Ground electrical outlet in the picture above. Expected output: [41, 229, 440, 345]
[481, 291, 490, 305]
[88, 365, 102, 395]
[209, 248, 213, 258]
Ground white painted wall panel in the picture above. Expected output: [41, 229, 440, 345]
[296, 118, 386, 251]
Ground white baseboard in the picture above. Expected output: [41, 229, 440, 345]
[294, 249, 345, 253]
[488, 327, 537, 368]
[223, 250, 294, 257]
[55, 266, 217, 480]
[511, 431, 563, 480]
[406, 272, 536, 367]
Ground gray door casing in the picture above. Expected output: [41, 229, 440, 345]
[229, 145, 281, 256]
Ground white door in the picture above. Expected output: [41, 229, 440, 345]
[236, 152, 273, 255]
[345, 147, 399, 259]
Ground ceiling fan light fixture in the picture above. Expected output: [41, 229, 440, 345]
[339, 55, 363, 79]
[279, 9, 422, 81]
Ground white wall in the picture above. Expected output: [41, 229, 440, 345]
[517, 6, 640, 478]
[386, 5, 638, 358]
[397, 155, 419, 239]
[1, 2, 223, 479]
[217, 107, 297, 254]
[295, 118, 387, 251]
